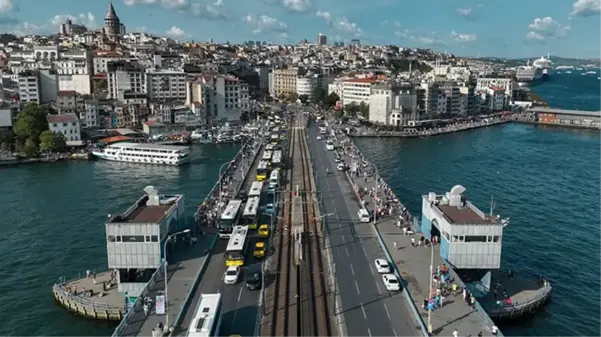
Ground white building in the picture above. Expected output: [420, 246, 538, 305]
[82, 100, 100, 129]
[146, 70, 187, 102]
[107, 61, 146, 100]
[46, 113, 81, 142]
[340, 78, 374, 106]
[296, 75, 319, 100]
[369, 85, 417, 126]
[486, 86, 506, 112]
[17, 71, 40, 103]
[93, 52, 126, 74]
[476, 78, 515, 97]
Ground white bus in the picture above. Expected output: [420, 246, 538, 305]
[270, 134, 279, 143]
[256, 161, 270, 181]
[269, 169, 279, 184]
[262, 150, 273, 161]
[187, 293, 222, 337]
[243, 196, 260, 220]
[265, 144, 275, 151]
[249, 181, 264, 197]
[326, 140, 334, 150]
[225, 225, 249, 266]
[219, 200, 243, 239]
[272, 150, 282, 166]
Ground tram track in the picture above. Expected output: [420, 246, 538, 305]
[269, 113, 331, 337]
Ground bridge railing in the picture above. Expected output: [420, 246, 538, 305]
[52, 271, 123, 311]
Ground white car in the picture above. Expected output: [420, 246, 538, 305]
[334, 157, 342, 163]
[316, 135, 322, 140]
[375, 259, 391, 273]
[337, 163, 345, 171]
[224, 266, 240, 285]
[382, 274, 401, 291]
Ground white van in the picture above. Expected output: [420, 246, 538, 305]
[358, 208, 371, 223]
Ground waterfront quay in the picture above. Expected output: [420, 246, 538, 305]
[347, 114, 512, 138]
[51, 138, 263, 336]
[322, 118, 552, 336]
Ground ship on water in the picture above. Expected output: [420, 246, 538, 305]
[515, 54, 553, 87]
[533, 54, 553, 79]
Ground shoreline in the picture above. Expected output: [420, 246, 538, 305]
[0, 153, 92, 167]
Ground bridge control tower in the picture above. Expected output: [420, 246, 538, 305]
[420, 185, 507, 270]
[105, 186, 186, 306]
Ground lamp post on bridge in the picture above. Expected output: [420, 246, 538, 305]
[163, 228, 191, 332]
[373, 166, 379, 225]
[218, 161, 233, 215]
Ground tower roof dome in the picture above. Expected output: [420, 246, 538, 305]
[105, 2, 120, 21]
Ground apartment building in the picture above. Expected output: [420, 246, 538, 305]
[93, 52, 126, 74]
[186, 79, 213, 122]
[107, 61, 145, 100]
[17, 70, 41, 103]
[486, 86, 506, 112]
[57, 49, 92, 95]
[417, 82, 446, 117]
[56, 90, 85, 115]
[476, 77, 516, 98]
[46, 114, 81, 142]
[146, 70, 187, 102]
[271, 68, 299, 98]
[82, 100, 100, 129]
[441, 84, 465, 116]
[369, 84, 417, 126]
[340, 78, 374, 106]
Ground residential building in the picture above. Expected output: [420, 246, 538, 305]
[210, 75, 250, 121]
[146, 70, 187, 102]
[93, 52, 125, 74]
[486, 86, 506, 112]
[271, 68, 299, 98]
[82, 100, 100, 129]
[38, 69, 58, 103]
[47, 114, 81, 142]
[369, 84, 417, 126]
[417, 82, 446, 117]
[107, 61, 145, 100]
[476, 78, 515, 98]
[17, 70, 41, 103]
[56, 91, 85, 115]
[340, 78, 374, 106]
[441, 84, 464, 116]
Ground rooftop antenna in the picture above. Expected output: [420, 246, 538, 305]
[489, 195, 494, 218]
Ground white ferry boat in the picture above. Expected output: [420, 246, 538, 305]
[92, 142, 191, 166]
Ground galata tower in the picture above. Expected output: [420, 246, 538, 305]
[103, 1, 121, 40]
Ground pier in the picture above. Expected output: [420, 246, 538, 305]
[52, 137, 265, 337]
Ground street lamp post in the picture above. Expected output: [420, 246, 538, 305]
[163, 229, 191, 331]
[427, 241, 434, 334]
[373, 166, 379, 225]
[218, 161, 233, 215]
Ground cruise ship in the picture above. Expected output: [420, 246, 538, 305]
[516, 61, 543, 86]
[92, 142, 191, 165]
[533, 55, 553, 79]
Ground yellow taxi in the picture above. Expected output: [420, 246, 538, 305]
[253, 242, 266, 258]
[248, 222, 258, 230]
[258, 224, 270, 238]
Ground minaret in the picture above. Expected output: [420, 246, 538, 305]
[104, 1, 121, 40]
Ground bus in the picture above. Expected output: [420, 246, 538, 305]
[319, 127, 327, 134]
[265, 144, 275, 151]
[326, 140, 334, 151]
[256, 161, 269, 181]
[262, 150, 273, 161]
[270, 134, 279, 144]
[219, 200, 243, 239]
[187, 293, 222, 337]
[242, 196, 260, 227]
[225, 225, 249, 266]
[269, 169, 279, 185]
[272, 127, 280, 134]
[249, 181, 264, 198]
[272, 150, 282, 167]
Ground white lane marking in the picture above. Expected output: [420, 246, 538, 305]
[368, 328, 372, 337]
[341, 236, 346, 243]
[345, 247, 350, 257]
[369, 265, 375, 275]
[354, 280, 361, 295]
[393, 328, 398, 337]
[384, 303, 391, 320]
[375, 282, 382, 294]
[350, 264, 355, 276]
[237, 287, 243, 302]
[362, 247, 368, 257]
[361, 302, 367, 319]
[331, 200, 335, 204]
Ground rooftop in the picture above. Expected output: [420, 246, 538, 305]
[108, 191, 181, 224]
[436, 203, 498, 225]
[527, 107, 601, 117]
[47, 114, 78, 124]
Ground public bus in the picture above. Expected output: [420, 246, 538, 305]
[249, 181, 264, 198]
[265, 144, 275, 151]
[272, 150, 282, 167]
[256, 161, 269, 181]
[262, 150, 273, 161]
[225, 225, 249, 266]
[269, 169, 279, 185]
[242, 196, 260, 228]
[187, 293, 222, 337]
[326, 140, 334, 151]
[270, 134, 279, 145]
[219, 200, 243, 239]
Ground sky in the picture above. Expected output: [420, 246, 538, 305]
[0, 0, 599, 58]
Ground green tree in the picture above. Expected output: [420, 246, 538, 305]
[333, 109, 344, 119]
[323, 92, 340, 108]
[298, 94, 309, 104]
[287, 92, 298, 103]
[345, 102, 359, 117]
[0, 130, 15, 151]
[312, 87, 326, 103]
[23, 138, 38, 157]
[358, 102, 369, 119]
[13, 103, 52, 146]
[40, 130, 66, 152]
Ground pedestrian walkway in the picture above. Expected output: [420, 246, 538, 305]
[334, 143, 496, 337]
[122, 236, 214, 336]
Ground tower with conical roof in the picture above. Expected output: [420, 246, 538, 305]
[103, 1, 121, 40]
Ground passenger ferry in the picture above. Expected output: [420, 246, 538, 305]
[91, 142, 191, 166]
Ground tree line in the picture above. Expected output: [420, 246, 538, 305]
[0, 103, 67, 157]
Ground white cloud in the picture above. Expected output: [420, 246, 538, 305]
[166, 26, 186, 38]
[282, 0, 311, 12]
[450, 31, 477, 42]
[244, 14, 288, 34]
[125, 0, 228, 20]
[124, 0, 190, 10]
[7, 22, 43, 36]
[0, 0, 13, 12]
[477, 4, 484, 8]
[570, 0, 600, 17]
[50, 12, 97, 28]
[526, 17, 570, 41]
[316, 11, 331, 23]
[190, 2, 228, 20]
[456, 8, 472, 16]
[333, 17, 363, 36]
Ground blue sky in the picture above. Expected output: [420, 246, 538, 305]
[0, 0, 599, 58]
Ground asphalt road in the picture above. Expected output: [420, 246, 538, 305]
[306, 120, 422, 337]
